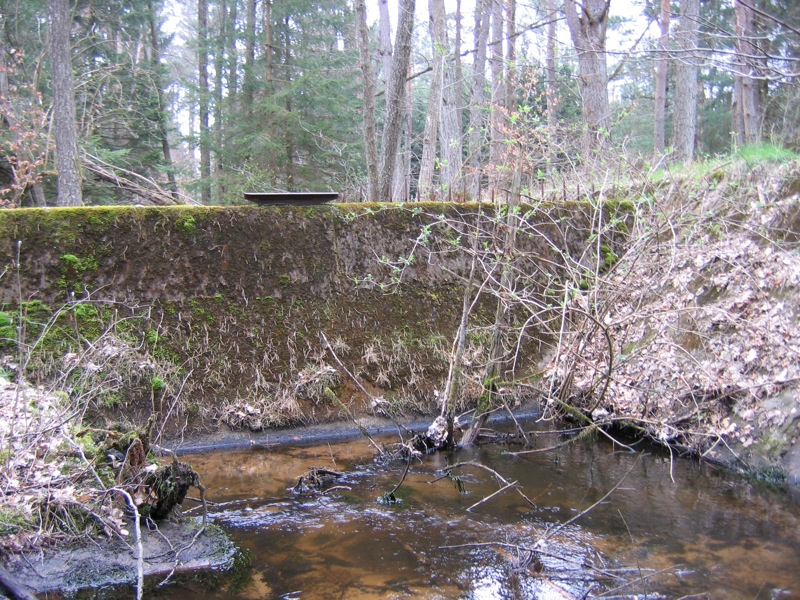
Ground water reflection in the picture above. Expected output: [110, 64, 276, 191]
[160, 424, 800, 599]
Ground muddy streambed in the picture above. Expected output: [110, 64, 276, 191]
[152, 421, 799, 599]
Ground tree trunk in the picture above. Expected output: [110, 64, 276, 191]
[653, 0, 670, 157]
[378, 0, 415, 202]
[227, 0, 238, 100]
[418, 0, 446, 200]
[148, 0, 178, 199]
[454, 0, 463, 135]
[545, 0, 558, 144]
[439, 1, 463, 195]
[393, 65, 413, 202]
[563, 0, 611, 157]
[47, 0, 82, 206]
[467, 0, 490, 200]
[488, 0, 505, 195]
[378, 0, 393, 89]
[355, 0, 379, 203]
[265, 0, 273, 88]
[505, 0, 516, 112]
[282, 15, 295, 189]
[672, 0, 699, 162]
[213, 0, 226, 202]
[733, 0, 760, 146]
[198, 0, 211, 204]
[243, 0, 256, 116]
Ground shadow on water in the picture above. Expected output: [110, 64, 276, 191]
[151, 420, 800, 599]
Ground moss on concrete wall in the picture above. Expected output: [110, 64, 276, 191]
[0, 202, 614, 432]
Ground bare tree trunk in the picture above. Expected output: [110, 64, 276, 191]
[47, 0, 82, 206]
[454, 0, 463, 135]
[563, 0, 611, 157]
[545, 0, 558, 144]
[418, 0, 446, 200]
[672, 0, 699, 162]
[264, 0, 273, 88]
[355, 0, 379, 203]
[378, 0, 393, 89]
[401, 69, 413, 201]
[505, 0, 516, 112]
[392, 66, 412, 202]
[243, 0, 256, 116]
[653, 0, 670, 157]
[213, 0, 226, 202]
[467, 0, 490, 200]
[282, 15, 295, 189]
[440, 2, 463, 195]
[488, 0, 505, 195]
[198, 0, 211, 204]
[379, 0, 415, 202]
[228, 0, 238, 100]
[148, 0, 178, 199]
[733, 0, 760, 146]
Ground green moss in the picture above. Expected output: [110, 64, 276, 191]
[600, 244, 619, 271]
[179, 215, 197, 233]
[58, 253, 99, 293]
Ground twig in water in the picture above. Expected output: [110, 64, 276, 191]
[111, 488, 144, 600]
[438, 461, 537, 509]
[466, 479, 519, 512]
[538, 454, 643, 546]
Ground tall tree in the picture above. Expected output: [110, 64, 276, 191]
[378, 0, 415, 202]
[439, 0, 463, 194]
[467, 0, 490, 199]
[418, 0, 446, 199]
[563, 0, 612, 156]
[148, 0, 177, 199]
[378, 0, 393, 87]
[264, 0, 273, 87]
[672, 0, 700, 162]
[454, 0, 464, 134]
[197, 0, 211, 204]
[505, 0, 516, 112]
[243, 0, 257, 116]
[213, 0, 227, 201]
[47, 0, 82, 206]
[545, 0, 558, 134]
[653, 0, 671, 156]
[355, 0, 378, 202]
[733, 0, 761, 145]
[488, 0, 505, 192]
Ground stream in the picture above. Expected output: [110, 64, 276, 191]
[154, 420, 800, 599]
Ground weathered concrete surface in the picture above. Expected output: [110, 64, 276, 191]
[4, 519, 235, 596]
[0, 202, 604, 432]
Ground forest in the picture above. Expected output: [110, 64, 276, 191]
[1, 0, 798, 208]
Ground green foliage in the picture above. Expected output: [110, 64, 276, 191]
[0, 311, 15, 346]
[178, 216, 197, 234]
[736, 144, 799, 166]
[58, 254, 99, 293]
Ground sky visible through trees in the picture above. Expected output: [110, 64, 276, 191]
[0, 0, 797, 207]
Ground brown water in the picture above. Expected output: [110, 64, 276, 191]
[156, 423, 800, 599]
